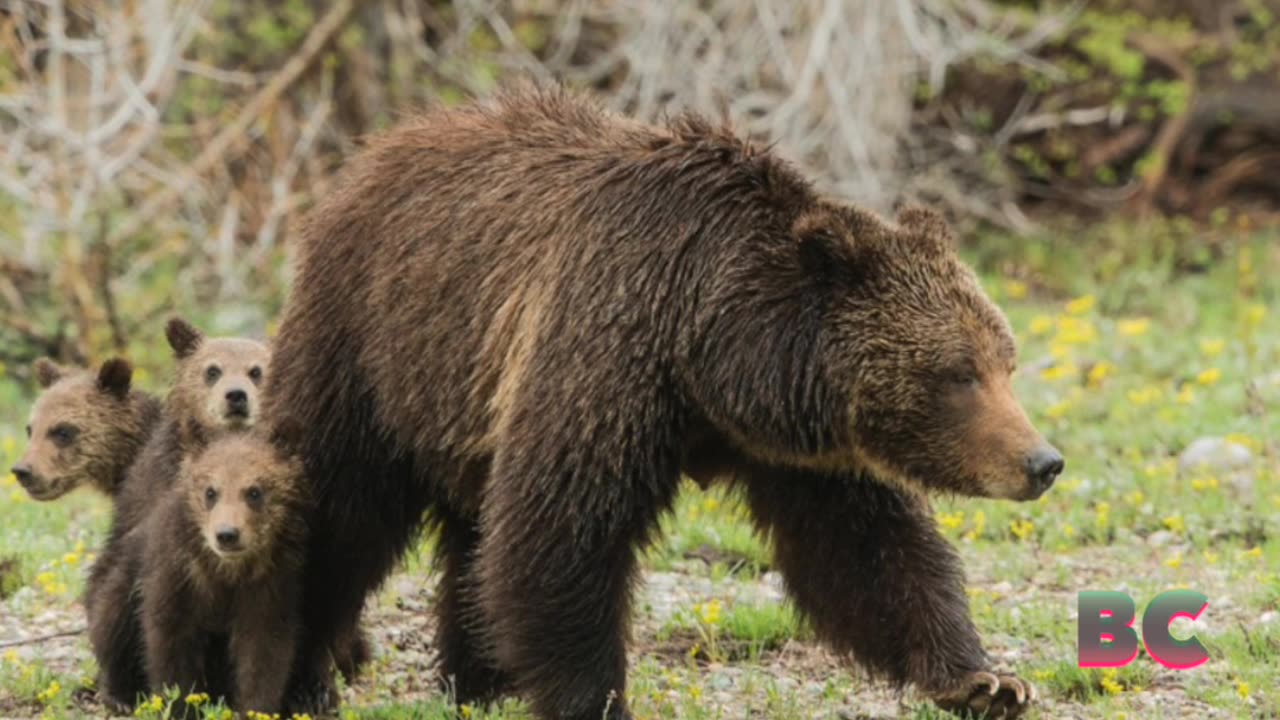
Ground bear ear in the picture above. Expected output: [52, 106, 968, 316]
[33, 358, 65, 388]
[165, 317, 204, 359]
[96, 358, 134, 400]
[895, 204, 956, 254]
[268, 416, 305, 460]
[793, 207, 864, 282]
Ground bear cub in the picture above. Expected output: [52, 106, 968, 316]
[138, 417, 309, 714]
[11, 358, 161, 500]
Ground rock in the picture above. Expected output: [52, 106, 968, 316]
[1178, 437, 1255, 494]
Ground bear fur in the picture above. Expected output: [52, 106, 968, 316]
[135, 418, 309, 714]
[86, 319, 274, 710]
[265, 87, 1061, 719]
[11, 358, 161, 500]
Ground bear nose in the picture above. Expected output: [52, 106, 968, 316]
[1025, 446, 1064, 493]
[10, 463, 33, 488]
[215, 527, 241, 549]
[225, 389, 248, 407]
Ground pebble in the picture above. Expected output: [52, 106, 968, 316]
[1178, 437, 1255, 494]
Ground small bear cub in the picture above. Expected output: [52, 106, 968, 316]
[138, 416, 308, 714]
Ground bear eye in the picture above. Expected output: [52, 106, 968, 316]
[245, 486, 263, 504]
[945, 368, 980, 387]
[48, 423, 78, 447]
[205, 366, 222, 384]
[248, 366, 263, 383]
[204, 487, 218, 507]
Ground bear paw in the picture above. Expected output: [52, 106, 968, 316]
[929, 671, 1037, 719]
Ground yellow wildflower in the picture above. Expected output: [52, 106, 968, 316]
[1175, 385, 1196, 405]
[1190, 476, 1219, 492]
[1117, 318, 1150, 337]
[1126, 386, 1163, 406]
[1099, 668, 1123, 694]
[1003, 280, 1028, 300]
[964, 510, 987, 542]
[459, 706, 474, 719]
[1045, 399, 1072, 419]
[1203, 550, 1219, 565]
[697, 599, 722, 626]
[1162, 515, 1185, 533]
[1062, 524, 1076, 538]
[1243, 546, 1263, 560]
[1065, 294, 1095, 315]
[936, 511, 965, 532]
[1225, 434, 1260, 452]
[1086, 362, 1113, 387]
[1199, 338, 1225, 357]
[1124, 490, 1145, 506]
[36, 680, 61, 704]
[701, 497, 720, 513]
[1041, 363, 1078, 382]
[1029, 315, 1054, 335]
[1245, 303, 1266, 327]
[1009, 519, 1035, 541]
[1165, 554, 1183, 570]
[1195, 368, 1221, 386]
[1053, 316, 1097, 345]
[2, 650, 19, 665]
[1237, 680, 1250, 699]
[185, 693, 210, 706]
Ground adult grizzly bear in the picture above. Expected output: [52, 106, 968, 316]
[268, 87, 1063, 720]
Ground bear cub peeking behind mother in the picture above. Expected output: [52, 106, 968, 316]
[266, 85, 1063, 720]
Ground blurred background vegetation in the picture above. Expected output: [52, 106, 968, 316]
[0, 0, 1277, 385]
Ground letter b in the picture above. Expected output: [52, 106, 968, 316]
[1078, 591, 1139, 668]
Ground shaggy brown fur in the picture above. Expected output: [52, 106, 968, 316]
[134, 419, 308, 714]
[266, 86, 1061, 719]
[11, 358, 161, 500]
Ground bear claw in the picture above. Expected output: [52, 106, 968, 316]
[930, 671, 1037, 719]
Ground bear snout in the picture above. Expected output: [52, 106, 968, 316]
[10, 462, 35, 489]
[214, 526, 242, 552]
[1022, 445, 1064, 499]
[224, 389, 250, 416]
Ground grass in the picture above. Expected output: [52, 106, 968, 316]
[0, 218, 1277, 718]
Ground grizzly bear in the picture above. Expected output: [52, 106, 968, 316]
[135, 417, 309, 714]
[86, 318, 274, 710]
[266, 87, 1063, 720]
[11, 358, 162, 500]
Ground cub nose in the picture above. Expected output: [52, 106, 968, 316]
[11, 463, 34, 488]
[215, 527, 241, 550]
[1025, 446, 1065, 493]
[225, 389, 248, 407]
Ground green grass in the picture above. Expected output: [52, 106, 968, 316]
[1, 219, 1277, 717]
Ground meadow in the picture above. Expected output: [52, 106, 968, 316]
[0, 219, 1276, 719]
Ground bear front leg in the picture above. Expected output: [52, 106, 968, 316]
[433, 504, 510, 704]
[740, 466, 1035, 719]
[229, 589, 299, 714]
[141, 581, 208, 701]
[86, 553, 146, 712]
[476, 424, 679, 720]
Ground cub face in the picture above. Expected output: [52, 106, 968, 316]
[11, 358, 136, 500]
[179, 418, 306, 567]
[166, 318, 270, 433]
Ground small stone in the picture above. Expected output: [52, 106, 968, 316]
[1179, 437, 1253, 474]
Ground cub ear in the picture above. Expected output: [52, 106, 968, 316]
[33, 357, 65, 388]
[268, 416, 305, 460]
[96, 358, 134, 400]
[165, 317, 204, 359]
[895, 204, 956, 253]
[793, 207, 863, 280]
